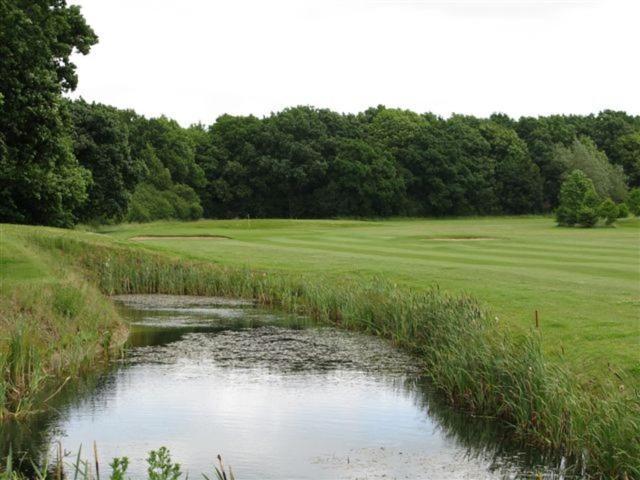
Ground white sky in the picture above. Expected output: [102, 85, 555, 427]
[69, 0, 640, 126]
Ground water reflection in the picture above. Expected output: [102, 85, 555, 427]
[1, 295, 571, 479]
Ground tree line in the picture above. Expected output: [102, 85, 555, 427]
[2, 1, 639, 227]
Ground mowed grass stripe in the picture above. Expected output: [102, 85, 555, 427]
[305, 234, 638, 266]
[260, 237, 639, 281]
[162, 236, 637, 293]
[202, 239, 634, 297]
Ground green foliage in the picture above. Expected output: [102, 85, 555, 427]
[68, 99, 144, 223]
[0, 0, 97, 227]
[127, 183, 203, 222]
[147, 447, 181, 480]
[556, 170, 600, 227]
[129, 116, 206, 190]
[316, 138, 404, 216]
[576, 205, 598, 227]
[553, 137, 627, 202]
[627, 188, 640, 216]
[516, 115, 577, 208]
[0, 448, 237, 480]
[598, 198, 618, 225]
[617, 202, 629, 218]
[109, 457, 130, 480]
[612, 132, 640, 187]
[480, 121, 543, 213]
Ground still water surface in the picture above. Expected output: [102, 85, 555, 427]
[5, 295, 569, 479]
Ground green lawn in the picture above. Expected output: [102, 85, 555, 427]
[100, 216, 640, 380]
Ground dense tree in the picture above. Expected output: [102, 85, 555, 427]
[126, 140, 203, 222]
[516, 116, 577, 209]
[556, 170, 600, 227]
[583, 111, 636, 168]
[0, 0, 97, 226]
[129, 116, 205, 190]
[598, 198, 618, 226]
[479, 121, 543, 214]
[315, 138, 404, 216]
[627, 188, 640, 216]
[553, 137, 627, 202]
[612, 132, 640, 187]
[68, 100, 144, 222]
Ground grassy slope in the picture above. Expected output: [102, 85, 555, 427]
[0, 226, 127, 418]
[100, 216, 640, 380]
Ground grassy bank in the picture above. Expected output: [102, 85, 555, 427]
[0, 229, 126, 419]
[1, 221, 639, 477]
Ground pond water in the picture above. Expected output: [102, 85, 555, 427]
[2, 295, 570, 479]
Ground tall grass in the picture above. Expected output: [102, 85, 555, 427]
[0, 446, 235, 480]
[6, 229, 640, 478]
[0, 251, 127, 419]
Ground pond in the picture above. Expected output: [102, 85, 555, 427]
[2, 295, 570, 479]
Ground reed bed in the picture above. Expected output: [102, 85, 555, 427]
[0, 446, 235, 480]
[0, 250, 127, 419]
[4, 228, 639, 478]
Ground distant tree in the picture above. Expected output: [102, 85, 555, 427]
[612, 132, 640, 187]
[553, 137, 627, 202]
[0, 0, 97, 226]
[598, 198, 618, 225]
[516, 116, 577, 209]
[203, 114, 263, 217]
[315, 138, 405, 216]
[443, 116, 499, 215]
[129, 115, 206, 190]
[556, 170, 600, 226]
[584, 110, 637, 172]
[68, 99, 145, 223]
[627, 188, 640, 216]
[125, 137, 203, 223]
[480, 121, 543, 213]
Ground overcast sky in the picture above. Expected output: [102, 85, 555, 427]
[69, 0, 639, 126]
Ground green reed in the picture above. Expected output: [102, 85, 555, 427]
[0, 446, 235, 480]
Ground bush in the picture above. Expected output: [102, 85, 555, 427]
[556, 170, 600, 227]
[598, 198, 618, 225]
[617, 202, 629, 218]
[126, 182, 203, 222]
[577, 205, 598, 227]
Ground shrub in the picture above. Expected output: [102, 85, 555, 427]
[598, 198, 618, 225]
[577, 205, 598, 227]
[126, 183, 203, 222]
[617, 202, 629, 218]
[556, 170, 600, 227]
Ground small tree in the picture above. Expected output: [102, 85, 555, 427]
[617, 202, 629, 218]
[598, 198, 618, 225]
[628, 188, 640, 216]
[577, 205, 599, 227]
[556, 170, 600, 227]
